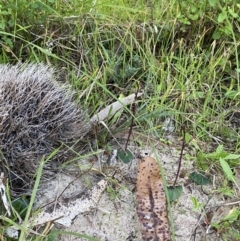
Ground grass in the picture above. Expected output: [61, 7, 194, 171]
[1, 0, 240, 240]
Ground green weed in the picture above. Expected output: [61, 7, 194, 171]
[211, 207, 240, 240]
[197, 144, 240, 192]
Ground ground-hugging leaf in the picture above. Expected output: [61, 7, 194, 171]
[168, 186, 183, 202]
[190, 171, 211, 185]
[136, 156, 171, 241]
[12, 197, 29, 218]
[117, 149, 133, 163]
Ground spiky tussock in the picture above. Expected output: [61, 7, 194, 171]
[0, 63, 90, 194]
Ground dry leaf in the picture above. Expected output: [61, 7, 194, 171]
[136, 157, 171, 241]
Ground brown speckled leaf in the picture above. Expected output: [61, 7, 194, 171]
[136, 157, 171, 241]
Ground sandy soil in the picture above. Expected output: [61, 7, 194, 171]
[30, 135, 236, 241]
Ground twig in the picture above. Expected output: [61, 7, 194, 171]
[124, 90, 139, 151]
[173, 125, 186, 186]
[40, 167, 93, 209]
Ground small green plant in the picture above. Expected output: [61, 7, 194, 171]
[191, 196, 204, 212]
[106, 179, 121, 200]
[197, 145, 240, 190]
[211, 208, 240, 240]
